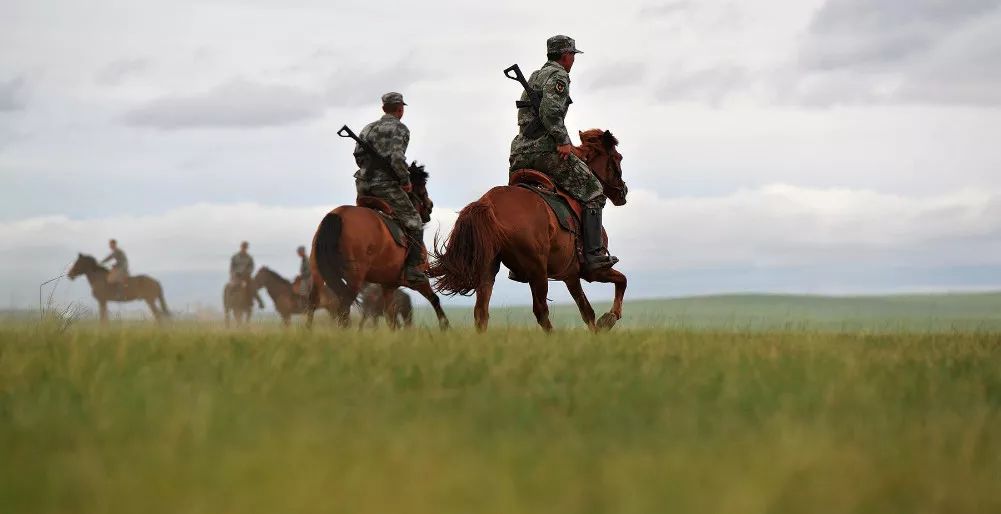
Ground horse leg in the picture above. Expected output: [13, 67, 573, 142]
[474, 259, 501, 333]
[528, 276, 553, 333]
[305, 282, 320, 330]
[146, 297, 161, 323]
[382, 288, 399, 331]
[358, 312, 367, 331]
[564, 278, 597, 331]
[587, 268, 627, 331]
[411, 281, 450, 331]
[99, 300, 108, 325]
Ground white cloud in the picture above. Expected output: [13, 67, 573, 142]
[123, 79, 325, 129]
[0, 77, 26, 111]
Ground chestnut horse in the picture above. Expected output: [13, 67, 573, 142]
[430, 129, 627, 332]
[67, 253, 171, 324]
[252, 266, 338, 326]
[309, 163, 449, 330]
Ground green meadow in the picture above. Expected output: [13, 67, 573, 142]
[2, 293, 1000, 513]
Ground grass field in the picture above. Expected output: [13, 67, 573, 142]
[2, 311, 1000, 514]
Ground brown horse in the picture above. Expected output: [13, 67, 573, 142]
[223, 280, 263, 327]
[252, 266, 337, 326]
[310, 163, 450, 330]
[430, 129, 628, 333]
[67, 253, 171, 323]
[358, 283, 414, 330]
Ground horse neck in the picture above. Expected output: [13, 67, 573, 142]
[262, 274, 291, 297]
[84, 268, 108, 286]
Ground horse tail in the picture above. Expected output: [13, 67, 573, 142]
[158, 283, 171, 317]
[429, 199, 505, 296]
[314, 211, 351, 301]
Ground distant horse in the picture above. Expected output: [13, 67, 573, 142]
[223, 280, 263, 327]
[430, 129, 628, 333]
[310, 163, 449, 330]
[252, 266, 337, 326]
[67, 253, 170, 324]
[358, 283, 414, 329]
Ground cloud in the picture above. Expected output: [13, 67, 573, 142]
[586, 62, 647, 91]
[324, 61, 428, 107]
[123, 79, 325, 129]
[654, 65, 750, 105]
[96, 58, 152, 86]
[638, 1, 694, 18]
[0, 77, 27, 111]
[792, 0, 1001, 106]
[5, 185, 1001, 279]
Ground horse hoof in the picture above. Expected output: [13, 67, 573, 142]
[596, 313, 617, 331]
[439, 320, 451, 331]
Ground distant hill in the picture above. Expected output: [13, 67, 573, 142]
[415, 291, 1001, 332]
[7, 291, 1001, 332]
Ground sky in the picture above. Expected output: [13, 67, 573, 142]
[2, 0, 1001, 311]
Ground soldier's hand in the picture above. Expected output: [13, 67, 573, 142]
[401, 183, 413, 192]
[557, 144, 573, 160]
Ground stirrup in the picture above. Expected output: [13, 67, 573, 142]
[584, 253, 619, 272]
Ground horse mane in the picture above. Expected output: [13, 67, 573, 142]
[580, 128, 619, 148]
[76, 254, 107, 271]
[409, 161, 428, 186]
[258, 266, 291, 286]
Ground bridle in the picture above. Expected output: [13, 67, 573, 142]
[581, 142, 627, 200]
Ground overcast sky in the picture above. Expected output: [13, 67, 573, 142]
[2, 0, 1001, 310]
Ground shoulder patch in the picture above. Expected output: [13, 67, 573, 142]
[555, 81, 566, 94]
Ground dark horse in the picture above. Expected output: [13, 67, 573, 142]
[252, 266, 338, 326]
[430, 129, 628, 333]
[358, 283, 413, 329]
[310, 163, 449, 330]
[67, 253, 171, 323]
[223, 280, 263, 327]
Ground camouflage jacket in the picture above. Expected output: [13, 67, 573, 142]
[353, 114, 411, 187]
[230, 252, 254, 276]
[510, 60, 573, 156]
[101, 249, 129, 274]
[299, 255, 311, 279]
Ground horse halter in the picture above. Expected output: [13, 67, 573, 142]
[583, 145, 627, 199]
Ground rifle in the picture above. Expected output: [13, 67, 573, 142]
[337, 125, 393, 173]
[504, 64, 547, 137]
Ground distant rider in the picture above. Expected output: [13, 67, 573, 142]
[101, 238, 129, 297]
[294, 245, 311, 297]
[230, 241, 264, 308]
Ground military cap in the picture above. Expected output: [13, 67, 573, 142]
[547, 35, 583, 56]
[381, 92, 407, 106]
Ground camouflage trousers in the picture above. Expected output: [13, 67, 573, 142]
[509, 152, 606, 208]
[356, 179, 423, 234]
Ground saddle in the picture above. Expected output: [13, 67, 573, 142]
[357, 196, 408, 248]
[509, 169, 584, 234]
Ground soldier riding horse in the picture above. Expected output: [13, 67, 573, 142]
[430, 35, 628, 332]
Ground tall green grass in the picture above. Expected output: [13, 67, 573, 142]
[2, 323, 999, 513]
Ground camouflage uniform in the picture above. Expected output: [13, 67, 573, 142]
[353, 92, 427, 284]
[509, 39, 604, 208]
[230, 251, 254, 285]
[101, 248, 129, 284]
[297, 253, 311, 296]
[508, 35, 617, 274]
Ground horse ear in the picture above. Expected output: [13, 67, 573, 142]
[78, 252, 83, 257]
[579, 130, 585, 139]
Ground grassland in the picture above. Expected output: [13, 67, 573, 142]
[2, 315, 1000, 514]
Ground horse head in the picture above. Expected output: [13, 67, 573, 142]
[577, 129, 628, 206]
[67, 253, 101, 280]
[407, 161, 433, 224]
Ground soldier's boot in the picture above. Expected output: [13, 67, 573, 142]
[582, 206, 619, 274]
[404, 230, 430, 286]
